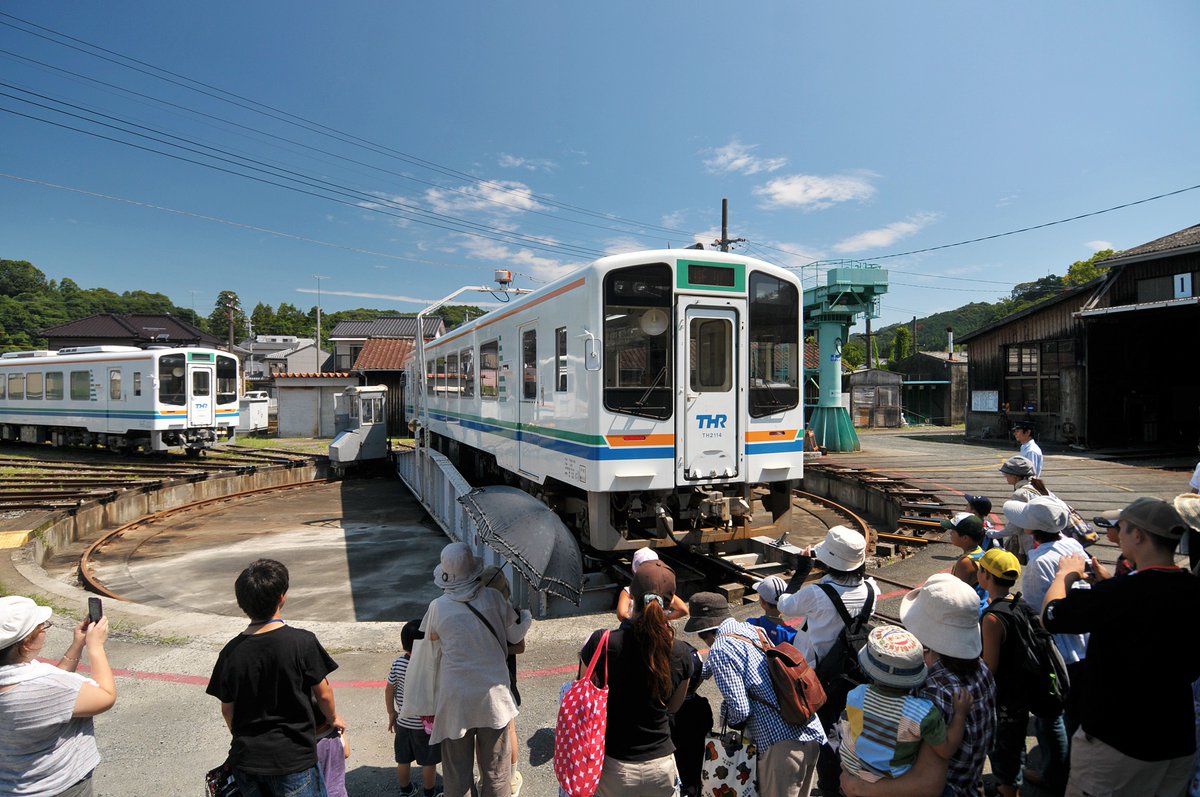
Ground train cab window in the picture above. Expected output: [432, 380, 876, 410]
[748, 272, 800, 417]
[521, 329, 537, 401]
[132, 372, 142, 398]
[555, 327, 567, 392]
[6, 375, 22, 401]
[192, 369, 210, 397]
[603, 263, 672, 420]
[446, 353, 459, 400]
[46, 372, 64, 401]
[70, 371, 90, 401]
[460, 348, 474, 399]
[216, 356, 238, 404]
[26, 373, 43, 400]
[480, 341, 499, 400]
[109, 370, 122, 401]
[159, 355, 186, 406]
[361, 397, 375, 424]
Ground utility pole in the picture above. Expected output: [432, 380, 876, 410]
[314, 275, 328, 372]
[713, 198, 746, 252]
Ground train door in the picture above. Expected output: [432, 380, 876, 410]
[517, 323, 537, 475]
[678, 302, 741, 481]
[188, 363, 215, 427]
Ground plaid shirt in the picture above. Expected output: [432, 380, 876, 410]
[916, 659, 997, 797]
[701, 618, 826, 752]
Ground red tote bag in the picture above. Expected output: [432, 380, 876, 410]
[554, 629, 611, 797]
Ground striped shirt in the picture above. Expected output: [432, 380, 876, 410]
[701, 618, 826, 752]
[387, 655, 424, 731]
[916, 660, 996, 797]
[838, 685, 947, 781]
[0, 664, 100, 796]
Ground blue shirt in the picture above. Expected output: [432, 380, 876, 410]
[701, 618, 826, 751]
[1020, 440, 1044, 477]
[746, 615, 798, 647]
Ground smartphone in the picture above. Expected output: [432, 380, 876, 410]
[88, 597, 103, 624]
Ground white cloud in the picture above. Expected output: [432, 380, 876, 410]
[457, 237, 579, 283]
[995, 194, 1018, 208]
[754, 172, 877, 210]
[425, 181, 545, 216]
[498, 153, 557, 172]
[1085, 240, 1114, 252]
[704, 139, 788, 176]
[833, 212, 941, 254]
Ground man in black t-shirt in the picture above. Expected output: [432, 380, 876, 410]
[1041, 498, 1200, 797]
[207, 559, 343, 797]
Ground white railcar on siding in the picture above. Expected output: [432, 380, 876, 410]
[0, 346, 239, 453]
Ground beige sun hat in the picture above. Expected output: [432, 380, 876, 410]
[899, 573, 982, 659]
[433, 542, 484, 589]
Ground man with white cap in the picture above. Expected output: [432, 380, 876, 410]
[1003, 495, 1085, 793]
[776, 526, 878, 795]
[1041, 497, 1200, 797]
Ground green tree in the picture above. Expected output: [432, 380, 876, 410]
[842, 339, 866, 369]
[0, 259, 48, 297]
[208, 291, 245, 348]
[890, 325, 913, 364]
[1064, 249, 1116, 287]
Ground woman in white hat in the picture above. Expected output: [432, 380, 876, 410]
[0, 595, 116, 796]
[422, 543, 532, 797]
[615, 548, 689, 623]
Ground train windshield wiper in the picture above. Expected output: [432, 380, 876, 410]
[634, 366, 668, 408]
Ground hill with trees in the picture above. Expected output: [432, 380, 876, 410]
[0, 259, 483, 353]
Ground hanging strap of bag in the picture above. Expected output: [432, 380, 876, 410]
[725, 628, 782, 711]
[817, 582, 874, 632]
[465, 600, 509, 658]
[582, 629, 610, 687]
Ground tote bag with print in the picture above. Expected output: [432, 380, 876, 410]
[554, 630, 610, 797]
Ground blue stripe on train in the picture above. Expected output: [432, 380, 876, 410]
[431, 412, 674, 462]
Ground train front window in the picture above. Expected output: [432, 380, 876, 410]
[159, 355, 186, 406]
[748, 272, 800, 417]
[216, 356, 238, 404]
[603, 263, 672, 420]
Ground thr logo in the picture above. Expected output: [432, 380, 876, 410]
[696, 414, 728, 429]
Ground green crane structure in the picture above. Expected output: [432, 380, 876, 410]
[803, 263, 889, 452]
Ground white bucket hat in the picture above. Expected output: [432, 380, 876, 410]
[815, 526, 866, 571]
[0, 596, 52, 649]
[433, 542, 483, 590]
[858, 625, 928, 688]
[899, 573, 982, 659]
[1003, 496, 1069, 533]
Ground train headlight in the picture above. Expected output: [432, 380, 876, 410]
[639, 308, 668, 336]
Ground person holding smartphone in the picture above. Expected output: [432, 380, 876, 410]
[0, 594, 117, 796]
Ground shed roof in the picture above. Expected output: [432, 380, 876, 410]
[1104, 222, 1200, 264]
[328, 317, 444, 339]
[957, 283, 1094, 344]
[40, 313, 221, 345]
[353, 338, 414, 370]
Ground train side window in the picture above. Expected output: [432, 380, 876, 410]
[193, 369, 210, 397]
[446, 353, 459, 400]
[603, 262, 672, 420]
[45, 372, 64, 401]
[435, 356, 446, 399]
[0, 377, 5, 399]
[70, 371, 90, 401]
[480, 340, 499, 400]
[159, 355, 186, 406]
[109, 370, 122, 401]
[132, 372, 142, 397]
[555, 327, 567, 392]
[7, 374, 23, 401]
[26, 372, 43, 400]
[216, 355, 238, 404]
[522, 329, 537, 401]
[748, 271, 800, 417]
[460, 348, 474, 399]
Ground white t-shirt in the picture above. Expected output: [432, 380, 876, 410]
[777, 576, 878, 667]
[1020, 440, 1044, 477]
[0, 664, 99, 796]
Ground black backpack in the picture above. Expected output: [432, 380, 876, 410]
[982, 593, 1070, 718]
[813, 583, 875, 724]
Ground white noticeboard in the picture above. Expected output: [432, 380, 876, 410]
[971, 390, 999, 412]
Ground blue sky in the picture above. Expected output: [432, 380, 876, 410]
[2, 2, 1197, 333]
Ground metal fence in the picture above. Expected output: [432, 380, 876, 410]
[394, 447, 536, 615]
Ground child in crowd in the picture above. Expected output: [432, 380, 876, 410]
[964, 494, 1000, 548]
[944, 513, 989, 615]
[746, 574, 799, 647]
[615, 547, 689, 622]
[837, 625, 972, 783]
[386, 620, 442, 797]
[977, 549, 1028, 797]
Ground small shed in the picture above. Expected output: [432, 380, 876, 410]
[846, 368, 904, 428]
[274, 372, 357, 438]
[891, 350, 969, 425]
